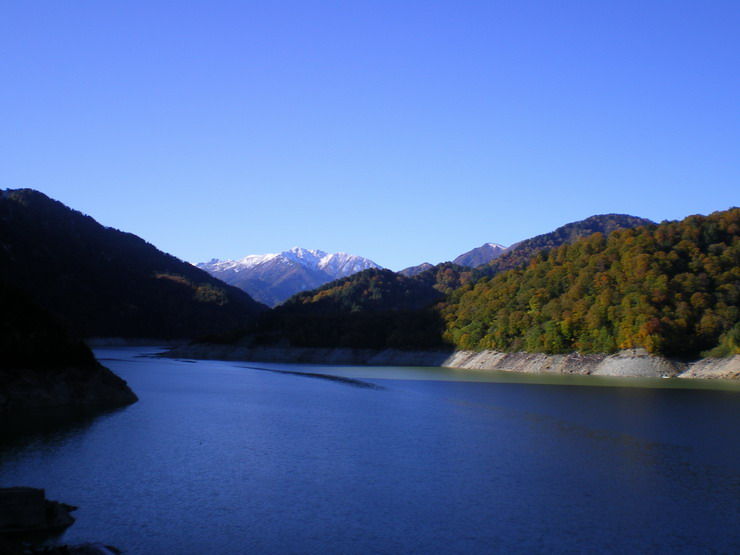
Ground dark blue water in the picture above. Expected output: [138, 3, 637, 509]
[1, 348, 739, 554]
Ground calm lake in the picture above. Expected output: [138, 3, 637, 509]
[1, 347, 739, 554]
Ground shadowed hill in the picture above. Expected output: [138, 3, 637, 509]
[0, 278, 137, 415]
[247, 269, 451, 349]
[0, 189, 267, 339]
[282, 268, 442, 313]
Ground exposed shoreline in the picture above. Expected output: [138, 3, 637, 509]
[161, 344, 740, 380]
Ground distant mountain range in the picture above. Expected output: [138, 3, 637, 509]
[198, 248, 382, 306]
[202, 217, 656, 306]
[0, 189, 266, 339]
[203, 241, 509, 305]
[240, 208, 739, 359]
[231, 213, 660, 352]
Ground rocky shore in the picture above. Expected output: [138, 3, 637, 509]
[163, 344, 740, 380]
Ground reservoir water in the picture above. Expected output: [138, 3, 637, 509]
[1, 347, 739, 553]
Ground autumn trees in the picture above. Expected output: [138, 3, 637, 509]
[442, 208, 739, 358]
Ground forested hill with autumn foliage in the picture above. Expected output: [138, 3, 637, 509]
[442, 208, 740, 358]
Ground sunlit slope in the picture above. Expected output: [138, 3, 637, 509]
[444, 208, 739, 358]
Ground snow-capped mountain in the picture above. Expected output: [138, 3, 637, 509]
[453, 242, 507, 267]
[198, 247, 382, 307]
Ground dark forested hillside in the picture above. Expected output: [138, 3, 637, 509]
[0, 189, 266, 339]
[443, 208, 739, 358]
[478, 214, 654, 278]
[0, 278, 137, 414]
[282, 268, 440, 312]
[1, 279, 99, 370]
[247, 269, 451, 349]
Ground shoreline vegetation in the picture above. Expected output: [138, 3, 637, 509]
[161, 343, 740, 380]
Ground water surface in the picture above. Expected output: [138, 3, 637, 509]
[1, 347, 738, 553]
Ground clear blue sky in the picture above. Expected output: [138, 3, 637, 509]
[1, 1, 737, 270]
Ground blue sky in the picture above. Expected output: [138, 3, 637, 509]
[1, 1, 737, 270]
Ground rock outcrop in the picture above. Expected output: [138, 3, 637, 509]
[677, 355, 740, 380]
[444, 348, 686, 377]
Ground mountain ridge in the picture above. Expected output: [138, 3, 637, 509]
[199, 247, 381, 306]
[181, 208, 739, 362]
[453, 242, 507, 267]
[202, 212, 661, 353]
[478, 213, 654, 279]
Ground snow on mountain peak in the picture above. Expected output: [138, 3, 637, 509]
[317, 251, 380, 277]
[197, 247, 383, 306]
[200, 247, 380, 276]
[283, 247, 328, 268]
